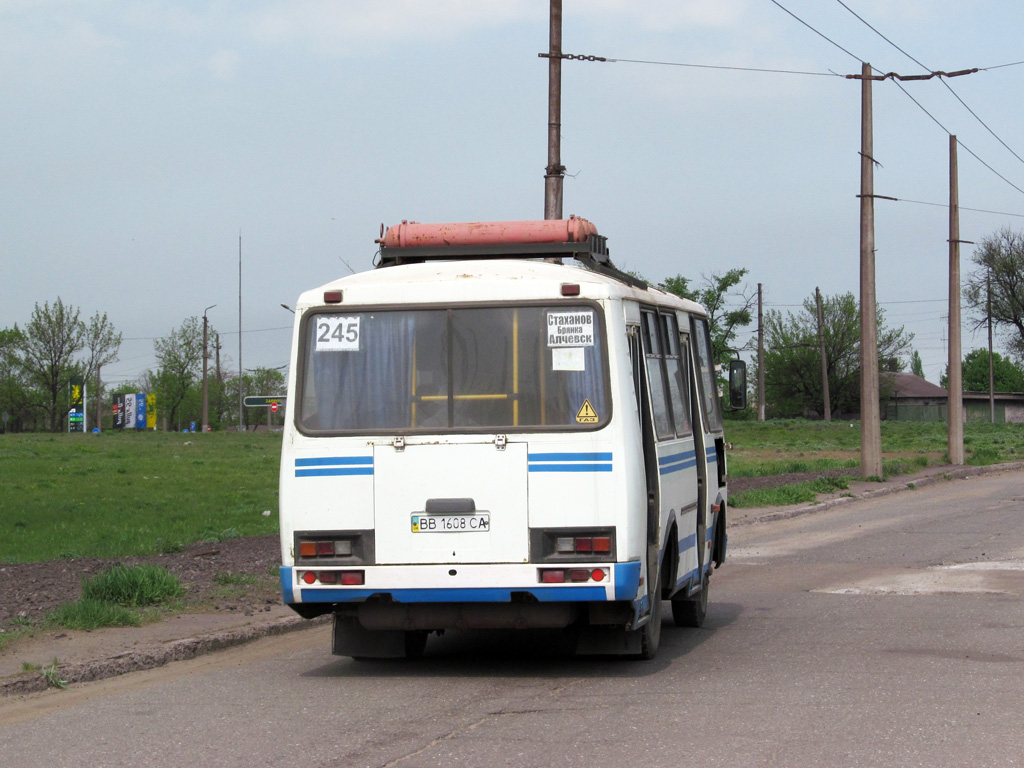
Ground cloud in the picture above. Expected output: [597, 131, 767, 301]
[246, 0, 539, 53]
[208, 48, 241, 81]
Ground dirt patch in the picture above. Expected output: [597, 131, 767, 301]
[729, 468, 856, 494]
[0, 535, 281, 632]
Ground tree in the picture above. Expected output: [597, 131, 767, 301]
[940, 349, 1024, 393]
[0, 326, 40, 432]
[764, 291, 914, 418]
[910, 350, 925, 379]
[153, 317, 205, 430]
[661, 268, 755, 367]
[964, 228, 1024, 358]
[19, 298, 84, 431]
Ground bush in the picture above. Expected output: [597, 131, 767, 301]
[82, 564, 184, 607]
[49, 598, 142, 631]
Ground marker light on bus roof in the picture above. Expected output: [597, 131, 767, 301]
[561, 283, 581, 296]
[323, 290, 343, 303]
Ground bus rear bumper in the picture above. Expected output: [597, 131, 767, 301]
[280, 561, 642, 611]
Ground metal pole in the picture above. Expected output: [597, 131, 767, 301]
[859, 62, 882, 478]
[816, 287, 832, 422]
[544, 0, 564, 221]
[757, 283, 765, 421]
[947, 135, 964, 462]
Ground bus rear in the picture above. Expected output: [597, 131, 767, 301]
[278, 219, 732, 659]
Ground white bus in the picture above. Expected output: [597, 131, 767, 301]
[278, 218, 745, 659]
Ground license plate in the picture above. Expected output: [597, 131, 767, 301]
[411, 514, 490, 533]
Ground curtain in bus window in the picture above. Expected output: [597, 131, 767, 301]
[304, 311, 417, 430]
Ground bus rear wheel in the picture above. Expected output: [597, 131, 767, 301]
[637, 567, 662, 660]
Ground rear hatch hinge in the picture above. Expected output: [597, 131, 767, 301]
[494, 434, 507, 451]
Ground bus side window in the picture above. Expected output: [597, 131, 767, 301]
[691, 316, 723, 432]
[663, 314, 691, 437]
[641, 310, 674, 441]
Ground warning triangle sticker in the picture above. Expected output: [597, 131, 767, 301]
[575, 399, 599, 423]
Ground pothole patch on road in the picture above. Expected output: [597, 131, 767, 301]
[815, 559, 1024, 596]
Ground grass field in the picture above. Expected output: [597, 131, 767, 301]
[726, 419, 1024, 479]
[2, 421, 1022, 563]
[0, 431, 280, 563]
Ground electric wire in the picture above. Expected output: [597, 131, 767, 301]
[834, 0, 1024, 169]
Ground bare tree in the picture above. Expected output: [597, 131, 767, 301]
[964, 228, 1024, 358]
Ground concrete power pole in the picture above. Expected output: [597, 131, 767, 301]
[988, 270, 995, 423]
[544, 0, 564, 220]
[816, 287, 832, 422]
[757, 283, 765, 421]
[858, 62, 883, 478]
[947, 136, 964, 463]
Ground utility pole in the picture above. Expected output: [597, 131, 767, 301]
[858, 62, 882, 478]
[95, 364, 102, 432]
[988, 269, 995, 423]
[757, 283, 765, 421]
[947, 136, 964, 463]
[543, 0, 564, 220]
[816, 287, 831, 422]
[202, 304, 216, 434]
[238, 233, 244, 432]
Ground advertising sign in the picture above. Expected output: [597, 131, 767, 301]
[68, 375, 86, 433]
[124, 394, 137, 429]
[146, 394, 157, 429]
[135, 394, 147, 429]
[113, 394, 125, 429]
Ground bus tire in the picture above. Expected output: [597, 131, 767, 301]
[637, 567, 662, 660]
[672, 575, 708, 628]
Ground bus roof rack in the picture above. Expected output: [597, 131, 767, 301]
[375, 218, 648, 290]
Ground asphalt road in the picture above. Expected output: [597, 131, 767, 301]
[2, 471, 1022, 768]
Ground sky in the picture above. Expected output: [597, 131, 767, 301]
[3, 0, 1024, 389]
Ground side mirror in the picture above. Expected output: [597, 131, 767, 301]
[728, 359, 747, 411]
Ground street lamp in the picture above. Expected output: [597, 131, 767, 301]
[202, 304, 217, 433]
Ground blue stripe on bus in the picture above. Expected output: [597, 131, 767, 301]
[614, 561, 642, 600]
[296, 467, 374, 477]
[295, 456, 373, 466]
[295, 456, 373, 478]
[280, 567, 295, 604]
[678, 533, 697, 555]
[529, 464, 612, 473]
[658, 450, 698, 475]
[528, 452, 613, 473]
[529, 452, 613, 462]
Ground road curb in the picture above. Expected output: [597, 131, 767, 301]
[1, 614, 329, 697]
[729, 461, 1024, 528]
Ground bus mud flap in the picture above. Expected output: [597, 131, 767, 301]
[332, 614, 406, 658]
[575, 626, 642, 655]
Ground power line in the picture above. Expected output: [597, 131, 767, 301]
[603, 57, 839, 78]
[831, 0, 1024, 169]
[766, 0, 863, 63]
[890, 198, 1024, 219]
